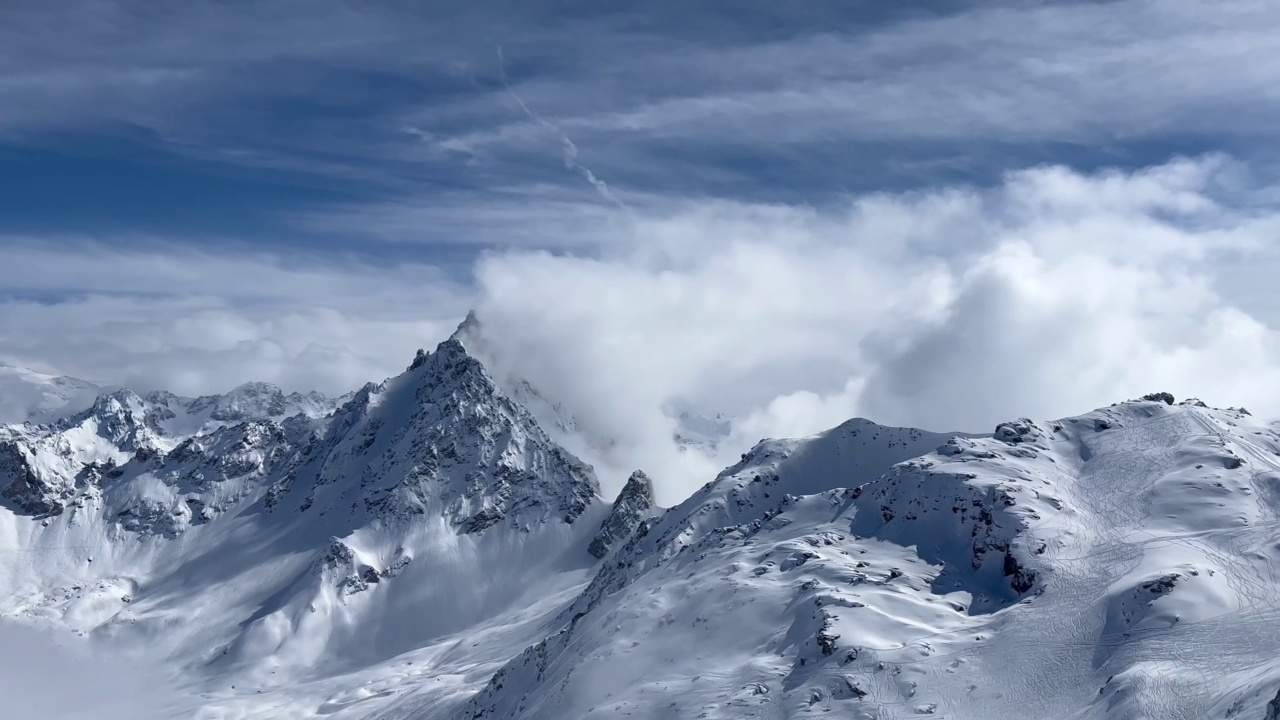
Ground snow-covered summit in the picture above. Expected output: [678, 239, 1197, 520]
[0, 334, 617, 696]
[265, 335, 602, 533]
[449, 311, 580, 438]
[144, 381, 337, 436]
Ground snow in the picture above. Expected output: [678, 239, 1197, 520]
[462, 398, 1280, 719]
[5, 332, 1280, 719]
[145, 383, 338, 438]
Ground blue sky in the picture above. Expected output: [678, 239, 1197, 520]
[8, 0, 1280, 252]
[6, 0, 1280, 481]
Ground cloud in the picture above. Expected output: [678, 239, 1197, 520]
[394, 0, 1280, 170]
[9, 0, 1280, 214]
[0, 622, 182, 719]
[464, 155, 1280, 501]
[0, 239, 471, 395]
[6, 156, 1280, 504]
[287, 184, 637, 248]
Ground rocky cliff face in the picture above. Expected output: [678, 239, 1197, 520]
[588, 470, 657, 558]
[267, 337, 602, 534]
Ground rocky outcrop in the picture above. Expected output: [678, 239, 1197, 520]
[1265, 687, 1280, 720]
[588, 470, 656, 558]
[0, 439, 64, 515]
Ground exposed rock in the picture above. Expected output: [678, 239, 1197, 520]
[1003, 551, 1037, 594]
[0, 439, 65, 516]
[589, 470, 656, 558]
[1265, 687, 1280, 720]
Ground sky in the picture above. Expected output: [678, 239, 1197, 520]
[6, 0, 1280, 495]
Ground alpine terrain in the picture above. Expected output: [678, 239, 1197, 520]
[3, 320, 1280, 719]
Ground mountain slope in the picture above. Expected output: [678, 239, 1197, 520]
[0, 336, 613, 718]
[8, 336, 1280, 720]
[459, 398, 1280, 720]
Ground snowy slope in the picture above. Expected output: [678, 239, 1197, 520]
[144, 383, 338, 437]
[459, 398, 1280, 720]
[0, 335, 616, 718]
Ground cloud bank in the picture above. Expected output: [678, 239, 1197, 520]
[0, 239, 470, 396]
[0, 622, 182, 719]
[4, 156, 1280, 500]
[466, 155, 1280, 498]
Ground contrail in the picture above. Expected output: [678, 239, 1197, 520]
[496, 45, 629, 211]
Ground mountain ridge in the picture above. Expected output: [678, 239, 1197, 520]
[4, 327, 1280, 718]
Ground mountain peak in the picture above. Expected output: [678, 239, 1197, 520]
[266, 334, 601, 534]
[402, 337, 496, 400]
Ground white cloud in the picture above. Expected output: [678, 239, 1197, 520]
[5, 156, 1280, 504]
[404, 0, 1280, 162]
[8, 0, 1280, 197]
[0, 240, 470, 396]
[466, 155, 1280, 500]
[0, 623, 181, 719]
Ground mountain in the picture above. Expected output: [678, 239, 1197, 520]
[143, 382, 339, 436]
[0, 331, 619, 719]
[673, 409, 733, 454]
[459, 397, 1280, 720]
[450, 312, 579, 439]
[6, 325, 1280, 720]
[0, 380, 341, 518]
[0, 364, 103, 425]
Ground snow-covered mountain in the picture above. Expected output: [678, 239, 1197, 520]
[4, 326, 1280, 719]
[0, 361, 339, 431]
[0, 330, 622, 718]
[0, 379, 342, 517]
[459, 396, 1280, 720]
[143, 382, 340, 436]
[673, 409, 733, 454]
